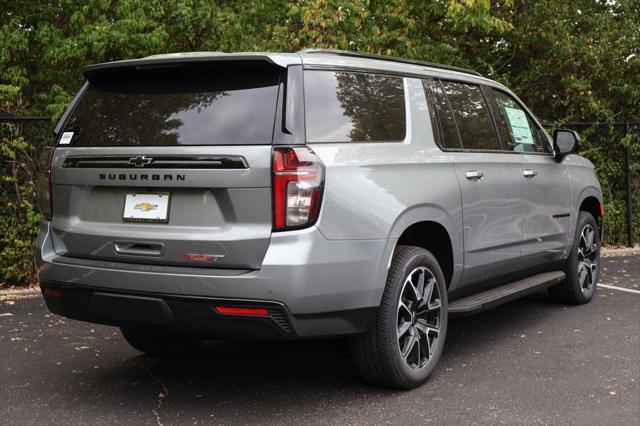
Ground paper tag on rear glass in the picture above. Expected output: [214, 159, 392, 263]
[59, 132, 73, 145]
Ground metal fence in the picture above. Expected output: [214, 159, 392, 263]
[1, 116, 637, 247]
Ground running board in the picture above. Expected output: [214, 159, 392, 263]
[449, 271, 565, 316]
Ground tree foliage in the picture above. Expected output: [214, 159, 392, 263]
[1, 0, 638, 285]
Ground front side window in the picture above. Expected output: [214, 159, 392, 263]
[304, 70, 406, 143]
[441, 81, 499, 151]
[486, 88, 548, 153]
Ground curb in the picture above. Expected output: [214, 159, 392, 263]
[0, 286, 41, 300]
[601, 246, 640, 258]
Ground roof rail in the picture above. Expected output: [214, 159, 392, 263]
[298, 48, 482, 77]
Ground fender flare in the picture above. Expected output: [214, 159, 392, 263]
[572, 185, 603, 241]
[375, 204, 464, 298]
[576, 186, 603, 209]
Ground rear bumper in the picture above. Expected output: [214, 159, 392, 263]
[36, 221, 393, 338]
[40, 282, 377, 339]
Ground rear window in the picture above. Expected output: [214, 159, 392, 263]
[61, 64, 281, 146]
[304, 70, 406, 143]
[424, 79, 461, 149]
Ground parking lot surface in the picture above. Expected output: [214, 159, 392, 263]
[1, 256, 639, 425]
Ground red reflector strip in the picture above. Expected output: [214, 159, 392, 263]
[600, 202, 605, 217]
[43, 287, 63, 298]
[214, 306, 269, 316]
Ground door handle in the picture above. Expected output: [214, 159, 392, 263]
[523, 169, 537, 178]
[465, 170, 484, 180]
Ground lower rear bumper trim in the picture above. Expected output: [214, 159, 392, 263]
[39, 281, 377, 339]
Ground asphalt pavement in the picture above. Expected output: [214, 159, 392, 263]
[1, 256, 639, 425]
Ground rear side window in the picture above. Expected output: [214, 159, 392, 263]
[423, 79, 461, 149]
[304, 70, 406, 143]
[441, 81, 499, 151]
[485, 88, 549, 153]
[62, 64, 281, 146]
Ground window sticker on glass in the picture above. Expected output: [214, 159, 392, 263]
[59, 132, 74, 145]
[504, 107, 533, 145]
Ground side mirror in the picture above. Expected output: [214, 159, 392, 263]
[553, 129, 580, 162]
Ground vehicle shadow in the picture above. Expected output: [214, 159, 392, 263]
[57, 291, 567, 420]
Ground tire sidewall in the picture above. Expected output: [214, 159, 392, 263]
[386, 249, 448, 386]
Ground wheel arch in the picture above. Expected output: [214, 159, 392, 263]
[381, 205, 463, 292]
[576, 187, 603, 239]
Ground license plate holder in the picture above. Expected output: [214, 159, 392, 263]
[123, 193, 170, 224]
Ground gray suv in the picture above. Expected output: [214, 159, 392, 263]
[37, 49, 603, 389]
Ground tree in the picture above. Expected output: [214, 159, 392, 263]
[1, 0, 638, 285]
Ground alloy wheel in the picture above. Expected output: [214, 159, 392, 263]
[577, 224, 598, 293]
[397, 266, 441, 369]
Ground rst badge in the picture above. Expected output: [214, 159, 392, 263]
[123, 193, 170, 223]
[184, 253, 225, 263]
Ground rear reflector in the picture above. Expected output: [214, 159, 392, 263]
[600, 202, 605, 217]
[43, 287, 63, 298]
[214, 306, 269, 316]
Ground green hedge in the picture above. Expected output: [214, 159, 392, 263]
[1, 0, 638, 285]
[1, 110, 49, 285]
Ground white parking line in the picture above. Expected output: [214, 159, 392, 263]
[598, 283, 640, 295]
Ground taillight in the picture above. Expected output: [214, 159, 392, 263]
[272, 146, 325, 231]
[39, 149, 53, 220]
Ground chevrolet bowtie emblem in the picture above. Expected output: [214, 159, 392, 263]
[134, 202, 158, 212]
[128, 156, 154, 167]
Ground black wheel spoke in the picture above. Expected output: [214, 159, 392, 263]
[578, 262, 588, 288]
[397, 320, 412, 339]
[417, 318, 439, 333]
[420, 278, 434, 308]
[414, 333, 421, 366]
[415, 270, 425, 301]
[585, 229, 594, 251]
[402, 330, 418, 358]
[407, 269, 424, 303]
[398, 300, 412, 317]
[421, 330, 431, 362]
[415, 318, 428, 335]
[429, 297, 441, 312]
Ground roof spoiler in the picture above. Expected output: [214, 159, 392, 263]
[83, 54, 285, 79]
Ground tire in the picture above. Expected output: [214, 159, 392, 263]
[550, 211, 601, 304]
[350, 245, 448, 389]
[120, 327, 203, 357]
